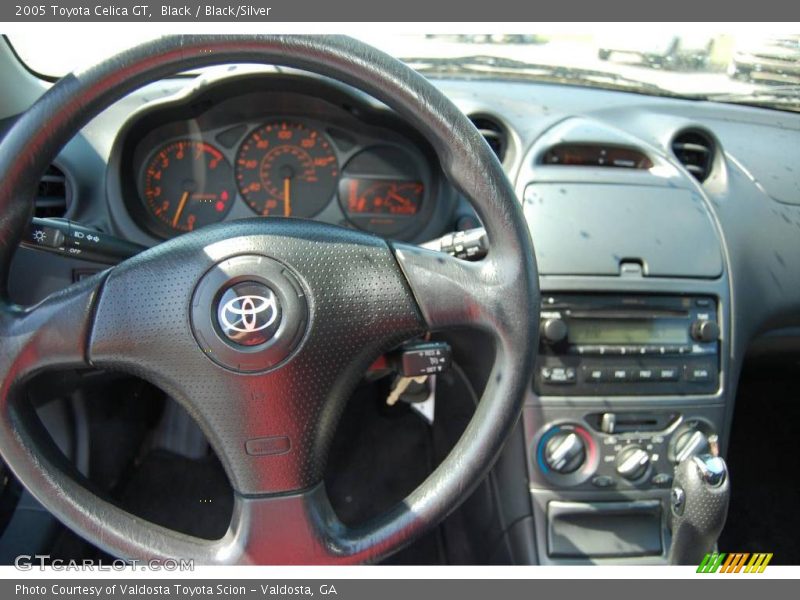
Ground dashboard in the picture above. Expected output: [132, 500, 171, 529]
[107, 73, 457, 244]
[5, 56, 800, 566]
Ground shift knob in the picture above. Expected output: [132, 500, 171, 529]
[668, 453, 730, 565]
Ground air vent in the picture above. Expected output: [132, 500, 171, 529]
[671, 130, 714, 183]
[35, 165, 70, 218]
[469, 115, 507, 162]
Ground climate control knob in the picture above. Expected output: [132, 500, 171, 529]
[544, 431, 586, 474]
[615, 445, 650, 481]
[673, 428, 710, 463]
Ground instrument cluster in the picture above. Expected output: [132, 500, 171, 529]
[114, 74, 450, 243]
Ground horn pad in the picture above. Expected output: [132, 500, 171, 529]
[191, 254, 308, 373]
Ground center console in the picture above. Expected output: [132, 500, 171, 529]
[509, 117, 731, 564]
[524, 290, 727, 564]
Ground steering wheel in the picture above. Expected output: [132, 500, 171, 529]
[0, 35, 538, 564]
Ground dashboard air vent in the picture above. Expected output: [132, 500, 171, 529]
[469, 115, 507, 162]
[35, 165, 70, 218]
[671, 130, 714, 183]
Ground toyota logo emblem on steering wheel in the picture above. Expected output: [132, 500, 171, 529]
[215, 282, 283, 347]
[220, 293, 279, 333]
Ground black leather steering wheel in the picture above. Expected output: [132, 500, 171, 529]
[0, 35, 538, 564]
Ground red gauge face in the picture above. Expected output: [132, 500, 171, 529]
[235, 121, 339, 218]
[141, 140, 234, 234]
[339, 177, 424, 236]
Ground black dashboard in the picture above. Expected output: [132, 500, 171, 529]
[5, 60, 800, 566]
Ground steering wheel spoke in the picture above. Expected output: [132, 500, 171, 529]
[224, 486, 349, 564]
[392, 243, 526, 336]
[0, 274, 105, 515]
[0, 273, 104, 387]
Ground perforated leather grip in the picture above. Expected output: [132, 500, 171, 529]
[668, 457, 730, 565]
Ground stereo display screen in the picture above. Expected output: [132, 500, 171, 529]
[567, 319, 688, 345]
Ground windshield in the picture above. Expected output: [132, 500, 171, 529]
[7, 30, 800, 112]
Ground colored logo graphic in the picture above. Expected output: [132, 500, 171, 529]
[697, 552, 773, 573]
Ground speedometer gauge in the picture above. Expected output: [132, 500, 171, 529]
[235, 121, 339, 218]
[141, 140, 234, 234]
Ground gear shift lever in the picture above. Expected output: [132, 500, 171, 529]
[668, 437, 730, 565]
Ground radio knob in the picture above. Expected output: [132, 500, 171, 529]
[541, 318, 568, 344]
[691, 319, 720, 343]
[544, 431, 586, 474]
[615, 446, 650, 481]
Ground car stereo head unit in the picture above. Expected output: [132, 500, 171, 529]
[535, 294, 720, 396]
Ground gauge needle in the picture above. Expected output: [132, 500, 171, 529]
[173, 191, 190, 228]
[283, 177, 291, 217]
[387, 190, 411, 206]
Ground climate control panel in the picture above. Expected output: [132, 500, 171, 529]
[527, 410, 720, 492]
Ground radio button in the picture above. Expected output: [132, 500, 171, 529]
[583, 366, 608, 383]
[571, 345, 602, 355]
[644, 345, 666, 355]
[632, 368, 656, 381]
[656, 367, 680, 381]
[609, 367, 631, 382]
[541, 366, 576, 384]
[687, 366, 712, 382]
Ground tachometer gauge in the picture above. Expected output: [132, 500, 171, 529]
[141, 140, 234, 234]
[235, 121, 339, 217]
